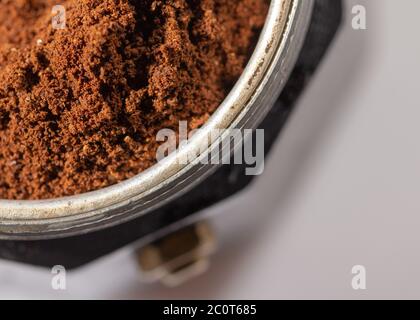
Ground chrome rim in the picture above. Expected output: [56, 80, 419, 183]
[0, 0, 314, 239]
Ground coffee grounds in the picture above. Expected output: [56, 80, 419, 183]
[0, 0, 268, 200]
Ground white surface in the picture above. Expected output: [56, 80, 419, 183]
[1, 0, 420, 299]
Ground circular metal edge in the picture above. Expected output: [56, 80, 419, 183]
[0, 0, 314, 239]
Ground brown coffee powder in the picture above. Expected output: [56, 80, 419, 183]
[0, 0, 268, 200]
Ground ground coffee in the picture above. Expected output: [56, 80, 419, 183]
[0, 0, 268, 200]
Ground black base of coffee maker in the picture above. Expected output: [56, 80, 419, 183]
[0, 0, 343, 269]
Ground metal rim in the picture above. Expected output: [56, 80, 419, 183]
[0, 0, 314, 239]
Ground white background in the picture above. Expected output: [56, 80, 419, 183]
[1, 0, 419, 299]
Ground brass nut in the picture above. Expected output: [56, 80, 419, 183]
[135, 221, 217, 287]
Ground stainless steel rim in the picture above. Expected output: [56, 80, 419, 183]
[0, 0, 314, 239]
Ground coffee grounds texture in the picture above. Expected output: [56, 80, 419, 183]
[0, 0, 268, 200]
